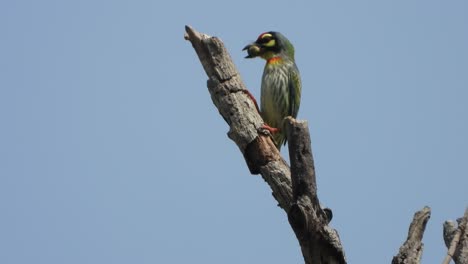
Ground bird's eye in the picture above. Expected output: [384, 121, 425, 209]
[258, 33, 275, 47]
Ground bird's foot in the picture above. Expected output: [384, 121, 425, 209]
[258, 124, 280, 135]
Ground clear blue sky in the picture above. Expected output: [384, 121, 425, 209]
[1, 1, 467, 263]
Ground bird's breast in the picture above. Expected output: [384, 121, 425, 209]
[260, 62, 292, 127]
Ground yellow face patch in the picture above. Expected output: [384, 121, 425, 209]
[263, 39, 276, 47]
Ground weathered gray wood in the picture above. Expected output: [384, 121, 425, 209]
[443, 207, 468, 264]
[185, 25, 346, 264]
[392, 206, 431, 264]
[285, 117, 346, 264]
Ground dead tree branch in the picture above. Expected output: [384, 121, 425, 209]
[392, 206, 431, 264]
[443, 207, 468, 264]
[286, 117, 345, 263]
[185, 25, 346, 264]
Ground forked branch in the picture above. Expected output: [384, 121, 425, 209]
[185, 25, 346, 264]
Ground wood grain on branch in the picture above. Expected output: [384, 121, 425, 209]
[392, 206, 431, 264]
[185, 25, 346, 264]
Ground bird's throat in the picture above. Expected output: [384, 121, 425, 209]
[267, 56, 282, 65]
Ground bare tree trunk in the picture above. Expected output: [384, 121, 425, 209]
[184, 25, 467, 264]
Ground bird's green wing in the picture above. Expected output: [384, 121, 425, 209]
[288, 65, 302, 118]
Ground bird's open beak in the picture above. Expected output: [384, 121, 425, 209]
[243, 43, 261, 58]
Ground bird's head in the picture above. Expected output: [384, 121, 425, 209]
[243, 31, 295, 61]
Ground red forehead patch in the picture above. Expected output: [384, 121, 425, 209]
[257, 32, 269, 40]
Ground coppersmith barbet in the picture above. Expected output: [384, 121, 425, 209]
[243, 32, 302, 150]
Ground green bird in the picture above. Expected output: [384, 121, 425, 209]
[243, 32, 302, 150]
